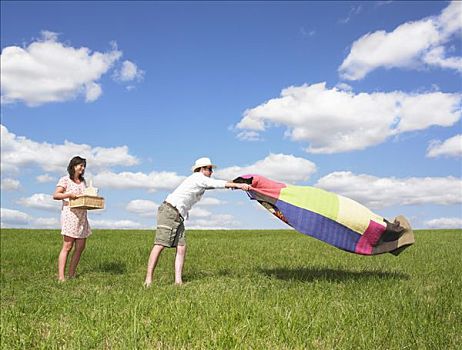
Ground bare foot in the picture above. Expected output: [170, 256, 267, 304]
[143, 280, 152, 288]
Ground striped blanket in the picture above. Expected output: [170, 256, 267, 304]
[234, 174, 415, 256]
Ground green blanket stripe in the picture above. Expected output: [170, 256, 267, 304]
[279, 185, 339, 221]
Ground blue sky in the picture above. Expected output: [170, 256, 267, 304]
[1, 1, 461, 230]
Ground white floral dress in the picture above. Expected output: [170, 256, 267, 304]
[57, 176, 92, 238]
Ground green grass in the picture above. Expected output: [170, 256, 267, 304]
[1, 229, 461, 349]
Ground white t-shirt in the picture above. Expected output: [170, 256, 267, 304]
[165, 172, 227, 218]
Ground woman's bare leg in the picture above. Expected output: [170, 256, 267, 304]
[58, 236, 75, 281]
[68, 238, 86, 278]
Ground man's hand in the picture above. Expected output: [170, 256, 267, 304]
[226, 182, 252, 191]
[237, 183, 251, 191]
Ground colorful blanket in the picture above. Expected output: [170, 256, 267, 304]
[234, 174, 415, 256]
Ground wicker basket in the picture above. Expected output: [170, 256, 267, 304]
[69, 195, 105, 210]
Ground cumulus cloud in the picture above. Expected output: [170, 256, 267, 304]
[127, 197, 230, 225]
[36, 174, 55, 183]
[0, 208, 31, 227]
[338, 4, 362, 24]
[126, 199, 158, 217]
[335, 82, 353, 92]
[339, 1, 462, 80]
[1, 31, 122, 106]
[34, 217, 60, 229]
[0, 207, 61, 228]
[188, 214, 239, 229]
[1, 178, 20, 191]
[424, 217, 462, 229]
[199, 197, 225, 206]
[299, 27, 316, 38]
[235, 83, 461, 153]
[423, 46, 462, 71]
[427, 134, 462, 158]
[214, 153, 317, 184]
[315, 171, 462, 210]
[89, 218, 144, 229]
[93, 170, 185, 192]
[1, 124, 139, 175]
[113, 60, 144, 82]
[189, 207, 212, 218]
[84, 82, 103, 102]
[17, 193, 60, 211]
[236, 130, 262, 142]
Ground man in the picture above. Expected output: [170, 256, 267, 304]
[144, 157, 251, 286]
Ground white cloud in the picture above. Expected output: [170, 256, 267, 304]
[338, 5, 362, 24]
[36, 174, 55, 183]
[339, 1, 462, 80]
[315, 171, 462, 210]
[438, 0, 462, 39]
[235, 83, 461, 153]
[84, 82, 103, 102]
[89, 218, 144, 229]
[427, 134, 462, 158]
[199, 197, 225, 206]
[1, 31, 122, 106]
[187, 214, 239, 229]
[1, 124, 139, 174]
[375, 1, 393, 7]
[0, 208, 30, 227]
[126, 197, 231, 226]
[335, 82, 353, 92]
[396, 92, 461, 132]
[215, 153, 317, 184]
[34, 217, 60, 228]
[299, 27, 316, 38]
[93, 170, 185, 192]
[17, 193, 60, 211]
[189, 207, 211, 218]
[424, 217, 462, 229]
[0, 208, 61, 228]
[339, 20, 439, 80]
[236, 130, 262, 142]
[1, 178, 20, 191]
[423, 46, 462, 72]
[126, 199, 158, 217]
[113, 60, 144, 82]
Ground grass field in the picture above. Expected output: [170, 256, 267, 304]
[1, 228, 461, 349]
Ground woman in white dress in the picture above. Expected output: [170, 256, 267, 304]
[53, 156, 91, 281]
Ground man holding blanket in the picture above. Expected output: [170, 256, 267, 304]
[144, 157, 251, 286]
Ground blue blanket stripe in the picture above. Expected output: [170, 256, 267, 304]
[276, 199, 361, 252]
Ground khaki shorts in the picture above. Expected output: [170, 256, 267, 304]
[155, 202, 185, 247]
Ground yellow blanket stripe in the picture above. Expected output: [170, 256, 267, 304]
[336, 195, 386, 235]
[279, 186, 339, 221]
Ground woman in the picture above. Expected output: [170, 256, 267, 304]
[53, 156, 91, 281]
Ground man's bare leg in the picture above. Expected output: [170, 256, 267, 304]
[144, 244, 165, 287]
[174, 244, 186, 285]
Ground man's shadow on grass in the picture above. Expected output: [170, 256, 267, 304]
[259, 267, 409, 282]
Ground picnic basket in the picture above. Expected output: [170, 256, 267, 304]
[69, 195, 105, 210]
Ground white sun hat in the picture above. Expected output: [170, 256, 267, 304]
[191, 157, 217, 172]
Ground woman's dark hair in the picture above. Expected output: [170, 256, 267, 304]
[67, 156, 86, 182]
